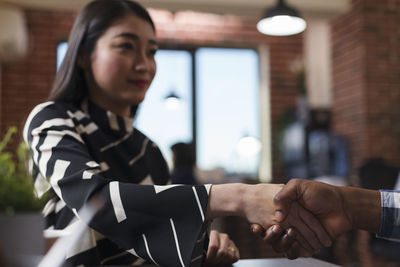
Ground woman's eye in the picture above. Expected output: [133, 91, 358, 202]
[149, 49, 158, 56]
[118, 43, 134, 50]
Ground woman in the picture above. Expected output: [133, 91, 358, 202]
[23, 0, 331, 266]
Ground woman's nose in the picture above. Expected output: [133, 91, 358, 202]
[134, 51, 149, 71]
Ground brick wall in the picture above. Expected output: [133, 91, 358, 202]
[0, 9, 75, 148]
[332, 0, 400, 185]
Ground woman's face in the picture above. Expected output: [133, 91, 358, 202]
[84, 14, 157, 116]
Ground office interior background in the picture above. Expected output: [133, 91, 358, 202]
[1, 0, 400, 265]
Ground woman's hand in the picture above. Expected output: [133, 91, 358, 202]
[205, 230, 240, 266]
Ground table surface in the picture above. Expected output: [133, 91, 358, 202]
[233, 258, 340, 267]
[28, 255, 340, 267]
[133, 257, 340, 267]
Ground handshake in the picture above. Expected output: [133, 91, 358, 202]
[206, 178, 381, 260]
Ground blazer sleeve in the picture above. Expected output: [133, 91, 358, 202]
[23, 102, 211, 266]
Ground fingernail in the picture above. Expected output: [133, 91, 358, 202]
[275, 211, 283, 221]
[286, 229, 295, 237]
[272, 225, 278, 233]
[250, 225, 255, 232]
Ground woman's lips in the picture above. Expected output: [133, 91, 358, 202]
[129, 79, 148, 89]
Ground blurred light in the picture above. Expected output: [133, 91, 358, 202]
[164, 91, 181, 110]
[257, 0, 306, 36]
[237, 135, 261, 157]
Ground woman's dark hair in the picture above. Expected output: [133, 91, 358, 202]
[49, 0, 155, 106]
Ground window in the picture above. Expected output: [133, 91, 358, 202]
[134, 50, 193, 166]
[57, 42, 68, 70]
[196, 48, 259, 175]
[56, 44, 261, 177]
[136, 48, 260, 176]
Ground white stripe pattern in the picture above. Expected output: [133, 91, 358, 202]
[107, 111, 119, 131]
[79, 168, 100, 180]
[100, 251, 128, 265]
[50, 159, 71, 200]
[42, 198, 57, 216]
[170, 218, 185, 267]
[192, 187, 204, 222]
[38, 132, 68, 178]
[393, 192, 400, 208]
[393, 193, 400, 226]
[67, 110, 87, 121]
[34, 173, 51, 198]
[82, 168, 101, 179]
[205, 184, 212, 195]
[142, 234, 159, 265]
[123, 117, 134, 132]
[76, 122, 98, 135]
[140, 174, 154, 185]
[99, 162, 110, 172]
[191, 254, 203, 263]
[72, 208, 79, 218]
[66, 227, 97, 259]
[127, 248, 138, 257]
[154, 184, 182, 194]
[55, 199, 66, 213]
[100, 133, 131, 152]
[132, 258, 146, 265]
[30, 118, 80, 172]
[129, 138, 149, 165]
[109, 182, 127, 223]
[23, 101, 54, 142]
[32, 128, 83, 181]
[86, 161, 100, 168]
[139, 175, 153, 185]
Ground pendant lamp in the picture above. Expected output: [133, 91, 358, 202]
[164, 91, 181, 110]
[257, 0, 306, 36]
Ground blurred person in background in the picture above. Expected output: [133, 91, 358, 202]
[170, 142, 198, 185]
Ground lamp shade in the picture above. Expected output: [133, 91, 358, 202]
[257, 0, 306, 36]
[164, 91, 181, 110]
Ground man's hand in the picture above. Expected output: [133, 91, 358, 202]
[248, 185, 332, 256]
[205, 230, 240, 267]
[274, 178, 353, 239]
[206, 183, 332, 258]
[251, 178, 351, 259]
[258, 178, 381, 259]
[250, 192, 333, 259]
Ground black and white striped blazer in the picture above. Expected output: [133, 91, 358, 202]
[23, 100, 210, 266]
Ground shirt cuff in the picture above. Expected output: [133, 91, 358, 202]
[377, 190, 400, 241]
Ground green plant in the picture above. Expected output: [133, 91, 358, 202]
[0, 126, 45, 215]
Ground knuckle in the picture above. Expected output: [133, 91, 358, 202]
[220, 233, 229, 239]
[273, 194, 281, 203]
[208, 244, 218, 253]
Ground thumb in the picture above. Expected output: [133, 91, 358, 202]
[273, 179, 303, 222]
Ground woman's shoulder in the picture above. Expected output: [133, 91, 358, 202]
[27, 101, 79, 119]
[23, 101, 80, 139]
